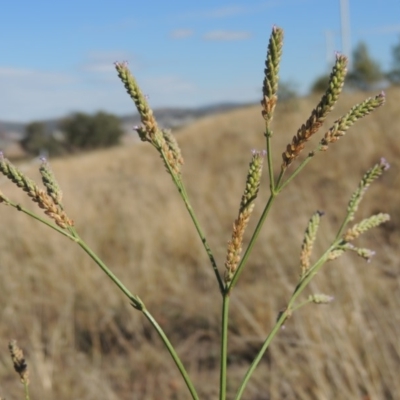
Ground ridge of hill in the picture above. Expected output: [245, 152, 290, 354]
[0, 102, 251, 136]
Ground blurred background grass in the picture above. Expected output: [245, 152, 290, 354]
[0, 88, 399, 399]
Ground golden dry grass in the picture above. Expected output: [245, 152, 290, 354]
[0, 88, 399, 399]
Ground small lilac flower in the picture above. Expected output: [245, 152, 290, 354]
[380, 157, 390, 171]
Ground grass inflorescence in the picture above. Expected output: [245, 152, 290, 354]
[0, 26, 394, 400]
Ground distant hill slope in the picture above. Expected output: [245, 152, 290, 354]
[0, 88, 399, 399]
[0, 102, 251, 136]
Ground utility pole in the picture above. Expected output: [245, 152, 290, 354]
[340, 0, 352, 68]
[325, 30, 335, 68]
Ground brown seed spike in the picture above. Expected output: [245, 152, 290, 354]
[224, 151, 265, 286]
[8, 340, 29, 385]
[281, 54, 347, 169]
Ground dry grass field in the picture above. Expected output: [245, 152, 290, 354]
[0, 87, 399, 399]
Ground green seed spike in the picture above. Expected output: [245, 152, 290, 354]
[309, 294, 334, 304]
[347, 158, 390, 221]
[114, 61, 158, 141]
[261, 26, 284, 125]
[300, 211, 324, 278]
[39, 158, 63, 206]
[282, 54, 348, 168]
[320, 93, 386, 150]
[344, 213, 390, 241]
[224, 150, 265, 286]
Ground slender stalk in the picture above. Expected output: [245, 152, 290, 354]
[163, 152, 224, 293]
[235, 238, 342, 399]
[275, 168, 285, 190]
[291, 298, 313, 312]
[288, 251, 332, 308]
[143, 310, 200, 400]
[234, 309, 288, 400]
[76, 236, 139, 304]
[278, 155, 313, 192]
[279, 137, 358, 192]
[234, 250, 330, 399]
[266, 134, 275, 192]
[23, 382, 30, 400]
[179, 183, 224, 293]
[228, 192, 276, 290]
[76, 235, 199, 399]
[6, 201, 77, 241]
[334, 208, 357, 241]
[219, 294, 230, 400]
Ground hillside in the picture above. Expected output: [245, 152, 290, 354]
[0, 103, 249, 136]
[0, 88, 399, 399]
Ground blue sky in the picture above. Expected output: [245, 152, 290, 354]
[0, 0, 399, 122]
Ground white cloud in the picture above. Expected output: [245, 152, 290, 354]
[170, 29, 194, 39]
[141, 75, 196, 97]
[174, 1, 282, 20]
[204, 5, 247, 18]
[203, 30, 252, 41]
[0, 67, 74, 86]
[0, 64, 122, 122]
[0, 62, 197, 122]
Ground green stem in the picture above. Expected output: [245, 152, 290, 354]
[219, 294, 230, 400]
[278, 155, 313, 192]
[23, 381, 30, 400]
[335, 209, 356, 241]
[279, 142, 339, 193]
[234, 309, 288, 400]
[234, 248, 331, 400]
[228, 191, 276, 290]
[266, 134, 275, 192]
[76, 236, 138, 303]
[164, 155, 224, 293]
[288, 242, 340, 309]
[7, 201, 77, 241]
[143, 310, 200, 400]
[76, 235, 199, 399]
[235, 216, 349, 399]
[290, 202, 357, 307]
[291, 298, 313, 312]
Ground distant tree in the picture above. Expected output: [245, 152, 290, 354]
[276, 80, 299, 111]
[277, 80, 298, 102]
[310, 74, 330, 93]
[21, 121, 65, 157]
[387, 35, 400, 85]
[347, 42, 383, 90]
[60, 111, 123, 151]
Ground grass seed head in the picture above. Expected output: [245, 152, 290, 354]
[261, 26, 284, 125]
[224, 151, 265, 285]
[0, 153, 37, 198]
[320, 93, 386, 150]
[0, 154, 73, 229]
[309, 294, 335, 304]
[115, 61, 158, 141]
[282, 54, 347, 168]
[160, 129, 184, 176]
[347, 158, 390, 221]
[8, 340, 29, 385]
[344, 213, 390, 242]
[300, 211, 324, 278]
[116, 63, 183, 177]
[39, 157, 63, 205]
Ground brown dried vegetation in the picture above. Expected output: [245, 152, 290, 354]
[0, 88, 399, 399]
